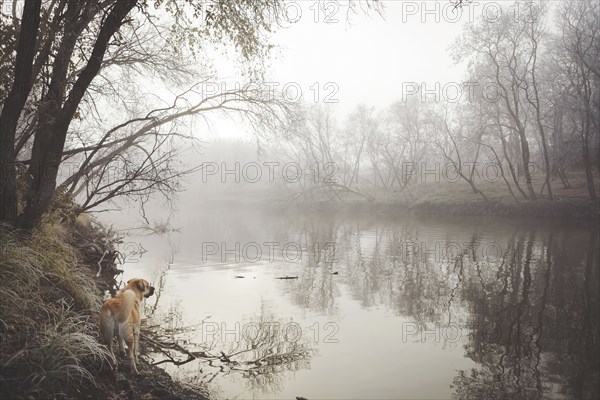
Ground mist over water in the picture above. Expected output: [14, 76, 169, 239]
[117, 204, 599, 399]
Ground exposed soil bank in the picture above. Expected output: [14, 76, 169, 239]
[92, 358, 209, 400]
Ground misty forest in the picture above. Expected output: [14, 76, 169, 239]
[0, 1, 598, 399]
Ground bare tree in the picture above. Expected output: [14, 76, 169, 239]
[455, 6, 541, 200]
[557, 0, 600, 200]
[0, 0, 385, 229]
[272, 104, 374, 203]
[435, 106, 489, 202]
[523, 2, 553, 199]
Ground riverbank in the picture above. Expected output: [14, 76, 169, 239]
[201, 195, 600, 222]
[381, 197, 599, 220]
[194, 170, 600, 221]
[324, 172, 598, 220]
[387, 175, 600, 220]
[0, 205, 209, 399]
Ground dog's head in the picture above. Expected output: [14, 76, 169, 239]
[126, 278, 155, 298]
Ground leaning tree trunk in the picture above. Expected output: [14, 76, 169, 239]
[581, 68, 598, 201]
[582, 116, 597, 201]
[0, 0, 41, 225]
[535, 118, 553, 200]
[517, 126, 537, 201]
[527, 28, 553, 201]
[583, 145, 596, 200]
[19, 0, 138, 230]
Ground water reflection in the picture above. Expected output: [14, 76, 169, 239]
[143, 293, 315, 398]
[450, 230, 599, 400]
[133, 210, 599, 399]
[272, 215, 598, 398]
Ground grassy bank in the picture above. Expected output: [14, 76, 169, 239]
[219, 193, 599, 222]
[273, 171, 600, 220]
[407, 197, 599, 219]
[197, 170, 600, 220]
[392, 172, 600, 220]
[0, 208, 209, 399]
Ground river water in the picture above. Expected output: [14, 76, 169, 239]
[120, 206, 599, 399]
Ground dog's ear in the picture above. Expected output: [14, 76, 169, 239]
[136, 280, 145, 292]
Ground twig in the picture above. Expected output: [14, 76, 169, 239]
[96, 250, 109, 277]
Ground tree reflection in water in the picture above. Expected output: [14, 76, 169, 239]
[139, 212, 598, 399]
[142, 297, 315, 397]
[281, 216, 598, 399]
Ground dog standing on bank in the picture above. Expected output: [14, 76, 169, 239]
[100, 278, 155, 374]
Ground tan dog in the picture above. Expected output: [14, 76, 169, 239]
[100, 278, 155, 374]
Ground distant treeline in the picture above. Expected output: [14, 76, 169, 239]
[258, 0, 599, 205]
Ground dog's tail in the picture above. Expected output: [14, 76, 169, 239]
[115, 289, 137, 323]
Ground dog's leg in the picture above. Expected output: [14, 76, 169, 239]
[100, 308, 119, 370]
[131, 321, 143, 370]
[132, 309, 141, 365]
[117, 326, 126, 356]
[123, 322, 139, 374]
[100, 310, 117, 366]
[134, 328, 140, 364]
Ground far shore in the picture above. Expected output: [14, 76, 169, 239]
[190, 195, 600, 222]
[184, 169, 600, 222]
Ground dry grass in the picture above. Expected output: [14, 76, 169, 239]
[0, 223, 112, 399]
[29, 220, 98, 310]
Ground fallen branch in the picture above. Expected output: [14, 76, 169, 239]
[141, 332, 213, 367]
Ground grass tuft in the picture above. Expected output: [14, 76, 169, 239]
[0, 223, 112, 399]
